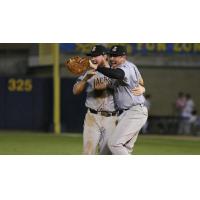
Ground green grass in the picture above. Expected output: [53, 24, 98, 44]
[0, 131, 200, 155]
[0, 131, 82, 155]
[135, 135, 200, 155]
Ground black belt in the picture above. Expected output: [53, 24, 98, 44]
[89, 108, 118, 117]
[118, 104, 144, 115]
[118, 109, 128, 115]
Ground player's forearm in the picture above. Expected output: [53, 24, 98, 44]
[97, 68, 125, 80]
[131, 85, 145, 96]
[73, 80, 87, 95]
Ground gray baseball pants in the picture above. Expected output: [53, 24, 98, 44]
[108, 104, 148, 155]
[83, 109, 117, 155]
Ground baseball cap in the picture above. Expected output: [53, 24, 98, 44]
[86, 45, 107, 57]
[109, 45, 127, 56]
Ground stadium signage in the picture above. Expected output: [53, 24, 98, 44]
[60, 43, 200, 55]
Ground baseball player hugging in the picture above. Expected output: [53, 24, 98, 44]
[73, 45, 118, 155]
[90, 45, 148, 155]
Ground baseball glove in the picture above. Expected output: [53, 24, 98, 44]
[64, 56, 90, 75]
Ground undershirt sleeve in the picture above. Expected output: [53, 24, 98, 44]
[96, 67, 125, 80]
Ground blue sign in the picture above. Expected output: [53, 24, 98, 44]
[60, 43, 200, 55]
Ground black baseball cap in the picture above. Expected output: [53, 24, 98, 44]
[86, 45, 108, 57]
[109, 45, 127, 56]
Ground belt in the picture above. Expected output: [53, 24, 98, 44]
[118, 109, 128, 115]
[89, 108, 118, 117]
[118, 104, 144, 115]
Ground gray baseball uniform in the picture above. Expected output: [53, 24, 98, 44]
[77, 71, 117, 154]
[108, 61, 148, 154]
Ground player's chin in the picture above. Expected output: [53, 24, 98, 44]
[111, 63, 117, 68]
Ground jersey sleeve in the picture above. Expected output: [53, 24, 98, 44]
[133, 65, 142, 81]
[118, 63, 142, 85]
[76, 71, 88, 83]
[118, 66, 130, 85]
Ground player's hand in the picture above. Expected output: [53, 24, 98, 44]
[139, 78, 144, 86]
[131, 85, 145, 96]
[89, 60, 98, 70]
[83, 69, 96, 81]
[102, 57, 110, 68]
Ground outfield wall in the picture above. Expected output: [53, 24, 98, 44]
[140, 66, 200, 116]
[0, 77, 86, 132]
[1, 66, 200, 133]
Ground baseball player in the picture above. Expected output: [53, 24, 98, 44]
[73, 45, 145, 155]
[89, 45, 148, 155]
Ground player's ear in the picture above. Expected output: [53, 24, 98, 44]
[103, 54, 108, 61]
[121, 55, 126, 62]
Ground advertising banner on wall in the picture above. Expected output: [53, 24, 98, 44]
[60, 43, 200, 55]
